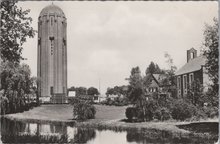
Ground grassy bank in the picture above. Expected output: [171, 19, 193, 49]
[4, 104, 218, 134]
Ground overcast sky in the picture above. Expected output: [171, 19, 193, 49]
[17, 1, 218, 94]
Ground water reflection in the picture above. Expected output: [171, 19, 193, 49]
[1, 117, 95, 143]
[126, 128, 218, 144]
[1, 117, 218, 144]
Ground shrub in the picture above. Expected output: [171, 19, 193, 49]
[73, 102, 96, 120]
[203, 106, 218, 118]
[144, 109, 154, 121]
[125, 107, 137, 121]
[71, 97, 96, 121]
[160, 108, 171, 121]
[154, 107, 171, 121]
[171, 99, 197, 121]
[154, 109, 162, 120]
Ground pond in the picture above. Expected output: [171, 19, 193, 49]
[0, 117, 218, 144]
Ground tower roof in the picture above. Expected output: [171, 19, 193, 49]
[40, 4, 65, 17]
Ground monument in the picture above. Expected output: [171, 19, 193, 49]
[37, 4, 67, 103]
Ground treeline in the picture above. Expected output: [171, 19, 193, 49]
[0, 1, 37, 114]
[68, 86, 99, 96]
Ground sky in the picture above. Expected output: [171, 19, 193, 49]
[17, 1, 218, 94]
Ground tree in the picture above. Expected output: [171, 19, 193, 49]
[0, 1, 36, 63]
[87, 87, 99, 96]
[202, 18, 219, 100]
[70, 96, 96, 121]
[128, 66, 144, 103]
[162, 52, 177, 97]
[30, 76, 39, 104]
[75, 87, 87, 96]
[128, 66, 148, 121]
[106, 87, 115, 96]
[145, 62, 163, 75]
[106, 86, 125, 96]
[1, 61, 36, 114]
[187, 79, 204, 106]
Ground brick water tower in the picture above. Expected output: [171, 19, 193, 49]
[37, 4, 67, 103]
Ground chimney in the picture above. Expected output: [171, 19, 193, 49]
[187, 48, 197, 63]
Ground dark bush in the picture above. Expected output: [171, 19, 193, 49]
[73, 102, 96, 120]
[154, 107, 171, 121]
[125, 107, 137, 121]
[71, 97, 96, 121]
[160, 107, 171, 121]
[171, 99, 197, 121]
[154, 109, 162, 120]
[203, 106, 218, 118]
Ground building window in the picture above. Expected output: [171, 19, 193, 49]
[191, 52, 194, 59]
[50, 87, 53, 95]
[183, 75, 187, 95]
[38, 38, 41, 46]
[50, 17, 53, 26]
[63, 38, 66, 56]
[49, 37, 54, 55]
[189, 73, 194, 86]
[177, 76, 181, 89]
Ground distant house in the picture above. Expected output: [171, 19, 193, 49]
[108, 94, 119, 100]
[145, 73, 171, 96]
[68, 91, 76, 97]
[93, 94, 107, 103]
[175, 48, 210, 97]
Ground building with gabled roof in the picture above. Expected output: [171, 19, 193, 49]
[145, 73, 171, 96]
[175, 48, 211, 97]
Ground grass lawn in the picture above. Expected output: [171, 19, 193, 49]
[5, 104, 127, 122]
[4, 104, 218, 134]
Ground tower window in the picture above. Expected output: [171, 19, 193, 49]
[50, 87, 54, 95]
[49, 37, 54, 55]
[63, 38, 66, 45]
[38, 38, 41, 46]
[63, 38, 66, 56]
[50, 17, 53, 26]
[191, 52, 194, 59]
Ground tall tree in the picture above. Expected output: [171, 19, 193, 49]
[145, 62, 163, 75]
[164, 52, 177, 85]
[0, 1, 36, 63]
[128, 66, 147, 121]
[203, 18, 219, 97]
[87, 87, 99, 96]
[75, 87, 87, 96]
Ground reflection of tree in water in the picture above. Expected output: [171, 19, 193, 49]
[1, 117, 69, 143]
[126, 129, 173, 143]
[126, 129, 218, 144]
[1, 117, 95, 143]
[70, 128, 96, 143]
[1, 117, 26, 136]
